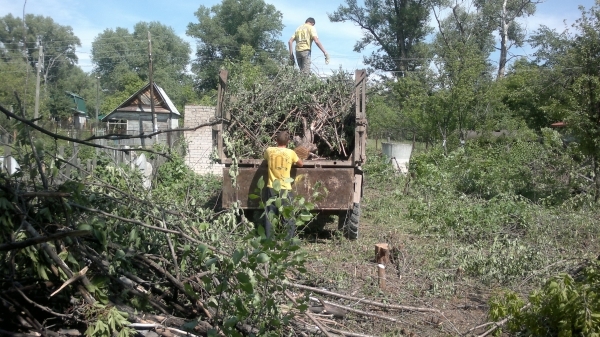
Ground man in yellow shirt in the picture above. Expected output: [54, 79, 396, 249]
[263, 131, 303, 238]
[288, 17, 330, 73]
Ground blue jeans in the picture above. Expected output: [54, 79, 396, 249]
[263, 188, 296, 239]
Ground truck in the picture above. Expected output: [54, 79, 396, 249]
[213, 69, 367, 239]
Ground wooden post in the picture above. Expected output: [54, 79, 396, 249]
[4, 145, 11, 174]
[377, 264, 386, 290]
[375, 243, 390, 264]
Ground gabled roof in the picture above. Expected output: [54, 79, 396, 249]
[101, 82, 180, 121]
[65, 91, 87, 115]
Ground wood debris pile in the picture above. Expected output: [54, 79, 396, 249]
[223, 68, 357, 159]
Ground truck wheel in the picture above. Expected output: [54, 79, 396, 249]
[338, 202, 360, 240]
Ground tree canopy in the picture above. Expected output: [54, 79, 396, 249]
[186, 0, 286, 91]
[329, 0, 433, 76]
[91, 21, 193, 113]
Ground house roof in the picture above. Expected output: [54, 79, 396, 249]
[101, 82, 180, 121]
[65, 91, 87, 115]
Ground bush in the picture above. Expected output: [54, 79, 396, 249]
[490, 261, 600, 336]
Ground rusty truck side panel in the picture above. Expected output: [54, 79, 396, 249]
[222, 165, 355, 210]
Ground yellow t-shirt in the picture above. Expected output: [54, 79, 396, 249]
[264, 147, 299, 190]
[292, 24, 318, 52]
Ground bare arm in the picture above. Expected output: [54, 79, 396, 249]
[313, 37, 327, 55]
[288, 37, 295, 56]
[295, 159, 304, 168]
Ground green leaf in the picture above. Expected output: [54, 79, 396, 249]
[257, 176, 265, 189]
[256, 253, 270, 263]
[78, 223, 92, 231]
[129, 228, 138, 242]
[236, 272, 251, 283]
[224, 316, 239, 328]
[233, 249, 245, 264]
[184, 283, 199, 300]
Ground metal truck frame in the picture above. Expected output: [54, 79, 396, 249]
[213, 69, 367, 239]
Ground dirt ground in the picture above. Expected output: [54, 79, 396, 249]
[295, 190, 498, 337]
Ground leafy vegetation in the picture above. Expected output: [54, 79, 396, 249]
[3, 0, 600, 335]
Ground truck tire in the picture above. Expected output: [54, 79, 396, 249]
[339, 202, 360, 240]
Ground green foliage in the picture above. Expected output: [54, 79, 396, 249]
[0, 13, 81, 84]
[329, 0, 432, 74]
[473, 0, 538, 77]
[186, 0, 286, 91]
[92, 22, 193, 111]
[84, 304, 134, 337]
[490, 262, 600, 336]
[154, 152, 221, 208]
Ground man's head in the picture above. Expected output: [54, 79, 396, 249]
[276, 131, 290, 146]
[305, 17, 315, 25]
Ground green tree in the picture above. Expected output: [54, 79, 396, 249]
[473, 0, 541, 78]
[186, 0, 286, 91]
[499, 58, 555, 130]
[91, 22, 193, 111]
[328, 0, 432, 75]
[0, 14, 81, 85]
[528, 4, 600, 200]
[428, 3, 498, 152]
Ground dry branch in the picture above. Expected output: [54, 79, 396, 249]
[309, 297, 402, 323]
[288, 282, 441, 313]
[22, 221, 96, 304]
[0, 230, 89, 252]
[285, 291, 334, 337]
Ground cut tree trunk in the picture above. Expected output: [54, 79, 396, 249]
[375, 243, 390, 264]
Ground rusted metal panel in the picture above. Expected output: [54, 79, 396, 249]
[222, 164, 355, 210]
[221, 158, 355, 168]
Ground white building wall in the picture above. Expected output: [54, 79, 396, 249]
[184, 105, 224, 176]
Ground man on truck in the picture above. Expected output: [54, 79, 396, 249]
[288, 17, 330, 73]
[263, 131, 303, 239]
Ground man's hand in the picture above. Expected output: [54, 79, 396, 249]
[289, 54, 296, 66]
[325, 53, 330, 65]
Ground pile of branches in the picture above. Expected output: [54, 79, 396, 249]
[223, 67, 357, 159]
[0, 164, 446, 337]
[0, 159, 307, 336]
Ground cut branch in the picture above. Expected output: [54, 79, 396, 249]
[288, 282, 441, 313]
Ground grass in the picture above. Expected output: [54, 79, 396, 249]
[297, 141, 600, 336]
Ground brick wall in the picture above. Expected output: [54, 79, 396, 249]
[183, 105, 224, 176]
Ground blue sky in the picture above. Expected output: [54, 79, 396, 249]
[0, 0, 596, 76]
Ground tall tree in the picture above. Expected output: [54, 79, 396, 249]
[328, 0, 432, 75]
[186, 0, 286, 91]
[0, 14, 81, 84]
[529, 4, 600, 200]
[473, 0, 541, 78]
[91, 22, 193, 111]
[428, 2, 497, 152]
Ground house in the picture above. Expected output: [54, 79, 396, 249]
[101, 82, 180, 146]
[65, 91, 87, 129]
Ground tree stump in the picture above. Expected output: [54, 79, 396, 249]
[375, 243, 390, 264]
[377, 264, 386, 290]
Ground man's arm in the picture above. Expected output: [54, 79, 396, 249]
[295, 159, 303, 167]
[313, 37, 327, 55]
[288, 37, 295, 56]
